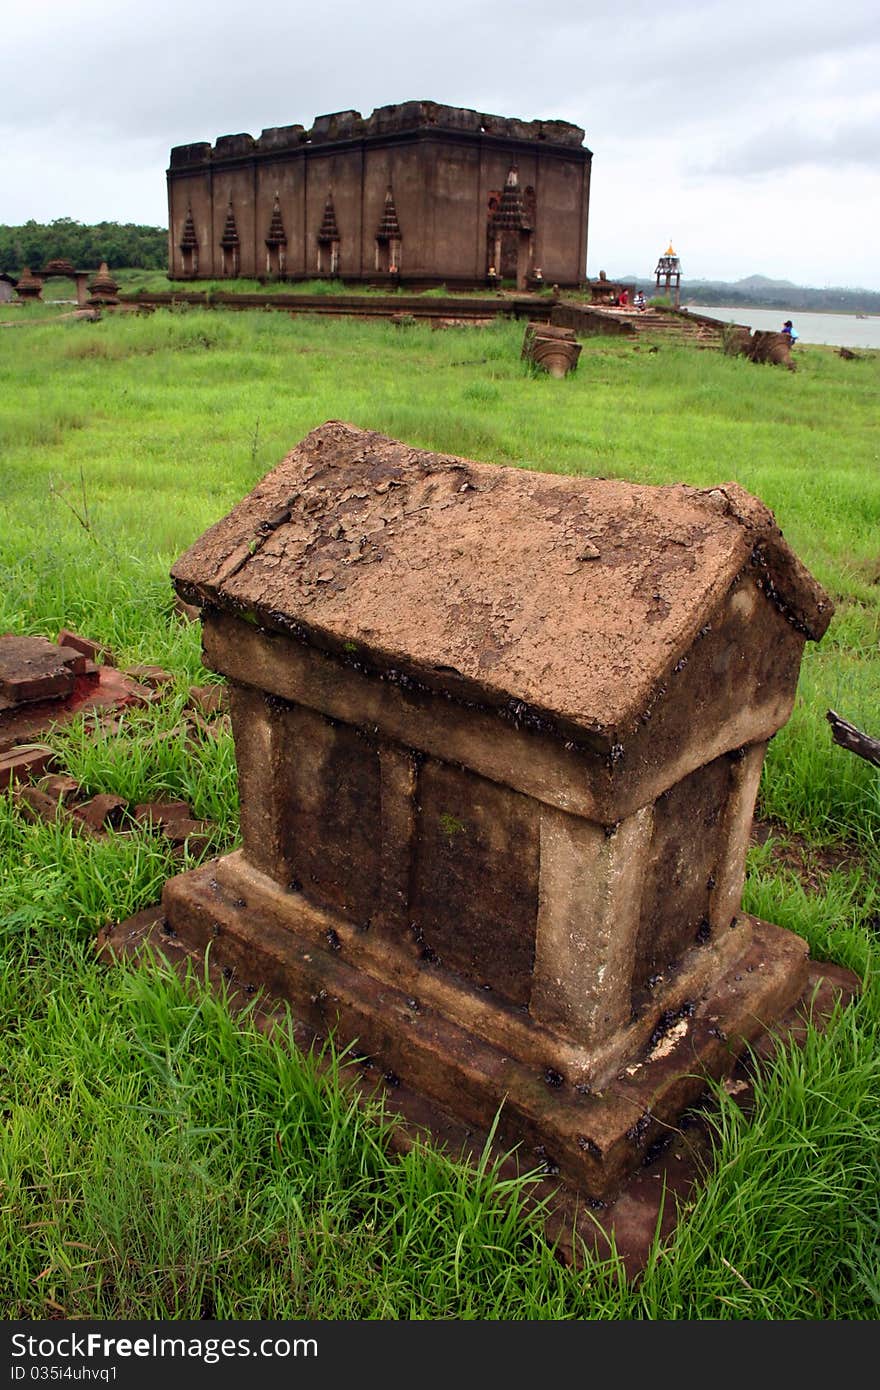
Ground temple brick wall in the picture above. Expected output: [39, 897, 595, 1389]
[167, 101, 592, 287]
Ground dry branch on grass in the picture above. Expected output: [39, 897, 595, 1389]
[826, 710, 880, 767]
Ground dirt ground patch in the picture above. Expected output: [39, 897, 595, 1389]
[750, 816, 864, 892]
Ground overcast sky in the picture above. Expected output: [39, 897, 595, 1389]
[2, 0, 878, 289]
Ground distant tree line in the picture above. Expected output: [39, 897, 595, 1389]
[0, 218, 167, 272]
[683, 285, 880, 314]
[627, 277, 880, 316]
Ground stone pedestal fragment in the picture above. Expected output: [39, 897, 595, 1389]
[522, 321, 581, 376]
[101, 421, 853, 1236]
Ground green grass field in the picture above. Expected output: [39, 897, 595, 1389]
[1, 304, 878, 1319]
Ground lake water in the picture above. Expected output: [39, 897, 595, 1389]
[686, 305, 880, 351]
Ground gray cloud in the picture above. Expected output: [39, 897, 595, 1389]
[696, 115, 880, 176]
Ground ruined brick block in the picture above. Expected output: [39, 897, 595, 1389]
[70, 793, 129, 833]
[522, 322, 581, 377]
[15, 785, 74, 827]
[187, 684, 228, 718]
[113, 421, 843, 1215]
[38, 773, 82, 804]
[0, 743, 58, 789]
[0, 635, 81, 705]
[132, 799, 194, 830]
[57, 630, 115, 666]
[122, 664, 175, 690]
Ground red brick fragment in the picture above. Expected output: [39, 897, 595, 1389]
[0, 635, 79, 705]
[57, 630, 115, 666]
[15, 785, 76, 827]
[131, 796, 215, 857]
[162, 817, 212, 845]
[132, 799, 193, 829]
[0, 743, 57, 789]
[187, 684, 228, 717]
[118, 681, 158, 709]
[70, 793, 129, 833]
[123, 664, 175, 690]
[170, 827, 215, 858]
[174, 596, 201, 624]
[55, 645, 89, 676]
[38, 773, 82, 804]
[187, 709, 231, 741]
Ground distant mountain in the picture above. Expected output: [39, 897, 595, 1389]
[733, 274, 799, 292]
[615, 272, 880, 314]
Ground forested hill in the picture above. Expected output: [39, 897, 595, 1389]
[0, 219, 166, 271]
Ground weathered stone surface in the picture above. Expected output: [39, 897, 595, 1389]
[0, 635, 83, 705]
[531, 335, 581, 377]
[173, 422, 831, 746]
[87, 262, 119, 306]
[107, 867, 816, 1200]
[15, 267, 43, 301]
[724, 326, 796, 370]
[96, 905, 859, 1274]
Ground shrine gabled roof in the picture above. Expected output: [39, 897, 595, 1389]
[171, 422, 832, 738]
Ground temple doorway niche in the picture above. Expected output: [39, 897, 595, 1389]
[487, 167, 534, 290]
[375, 186, 402, 274]
[179, 207, 199, 277]
[220, 202, 240, 277]
[316, 192, 341, 276]
[265, 194, 287, 277]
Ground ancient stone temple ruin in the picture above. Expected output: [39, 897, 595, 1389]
[104, 419, 855, 1252]
[166, 102, 592, 288]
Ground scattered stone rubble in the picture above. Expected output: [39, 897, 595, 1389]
[723, 327, 796, 370]
[1, 628, 227, 856]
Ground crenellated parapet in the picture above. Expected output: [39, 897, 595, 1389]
[169, 102, 588, 169]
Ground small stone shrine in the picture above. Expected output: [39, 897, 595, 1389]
[117, 421, 850, 1238]
[87, 263, 120, 307]
[14, 267, 43, 302]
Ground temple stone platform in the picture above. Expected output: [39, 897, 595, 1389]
[100, 421, 858, 1263]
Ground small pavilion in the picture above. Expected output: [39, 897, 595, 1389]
[654, 241, 681, 307]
